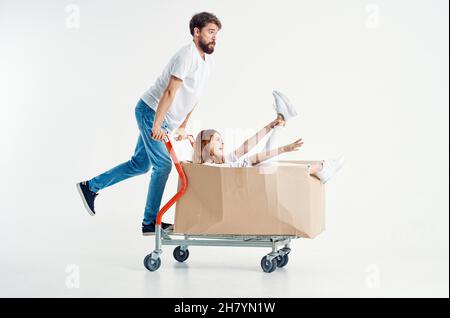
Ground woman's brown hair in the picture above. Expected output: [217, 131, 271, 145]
[193, 129, 221, 164]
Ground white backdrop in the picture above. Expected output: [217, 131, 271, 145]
[0, 0, 448, 297]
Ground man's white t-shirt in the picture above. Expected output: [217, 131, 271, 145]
[141, 41, 212, 132]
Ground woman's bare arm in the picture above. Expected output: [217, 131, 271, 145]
[248, 138, 303, 166]
[233, 117, 285, 158]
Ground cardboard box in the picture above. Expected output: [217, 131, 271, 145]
[174, 160, 325, 238]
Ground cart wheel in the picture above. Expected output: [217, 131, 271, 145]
[261, 256, 277, 273]
[276, 254, 289, 268]
[173, 246, 189, 262]
[144, 254, 161, 272]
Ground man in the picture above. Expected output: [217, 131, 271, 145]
[76, 12, 221, 235]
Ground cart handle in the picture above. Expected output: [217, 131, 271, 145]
[155, 134, 195, 225]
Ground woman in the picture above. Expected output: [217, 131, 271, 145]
[192, 91, 345, 184]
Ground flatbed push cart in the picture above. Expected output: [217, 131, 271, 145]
[143, 136, 296, 273]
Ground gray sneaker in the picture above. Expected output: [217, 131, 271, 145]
[272, 90, 298, 121]
[316, 156, 345, 184]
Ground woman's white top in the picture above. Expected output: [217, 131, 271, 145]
[203, 152, 252, 168]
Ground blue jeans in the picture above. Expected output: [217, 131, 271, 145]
[88, 99, 172, 225]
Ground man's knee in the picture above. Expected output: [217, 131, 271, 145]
[153, 158, 172, 175]
[129, 156, 150, 174]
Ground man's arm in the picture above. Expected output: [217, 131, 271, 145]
[179, 103, 197, 129]
[151, 75, 183, 140]
[174, 103, 197, 141]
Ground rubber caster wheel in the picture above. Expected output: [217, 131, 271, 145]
[173, 246, 189, 262]
[261, 256, 277, 273]
[276, 254, 289, 268]
[144, 254, 161, 272]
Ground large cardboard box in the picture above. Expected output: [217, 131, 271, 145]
[174, 160, 325, 238]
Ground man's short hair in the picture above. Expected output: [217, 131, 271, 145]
[189, 12, 222, 36]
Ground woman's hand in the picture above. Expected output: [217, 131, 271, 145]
[268, 115, 286, 129]
[173, 127, 189, 141]
[282, 138, 304, 153]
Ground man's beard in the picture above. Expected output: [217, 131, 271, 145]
[199, 38, 215, 54]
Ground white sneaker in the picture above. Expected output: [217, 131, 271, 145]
[316, 156, 345, 184]
[272, 90, 298, 121]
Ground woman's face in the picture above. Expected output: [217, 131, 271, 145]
[209, 133, 225, 158]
